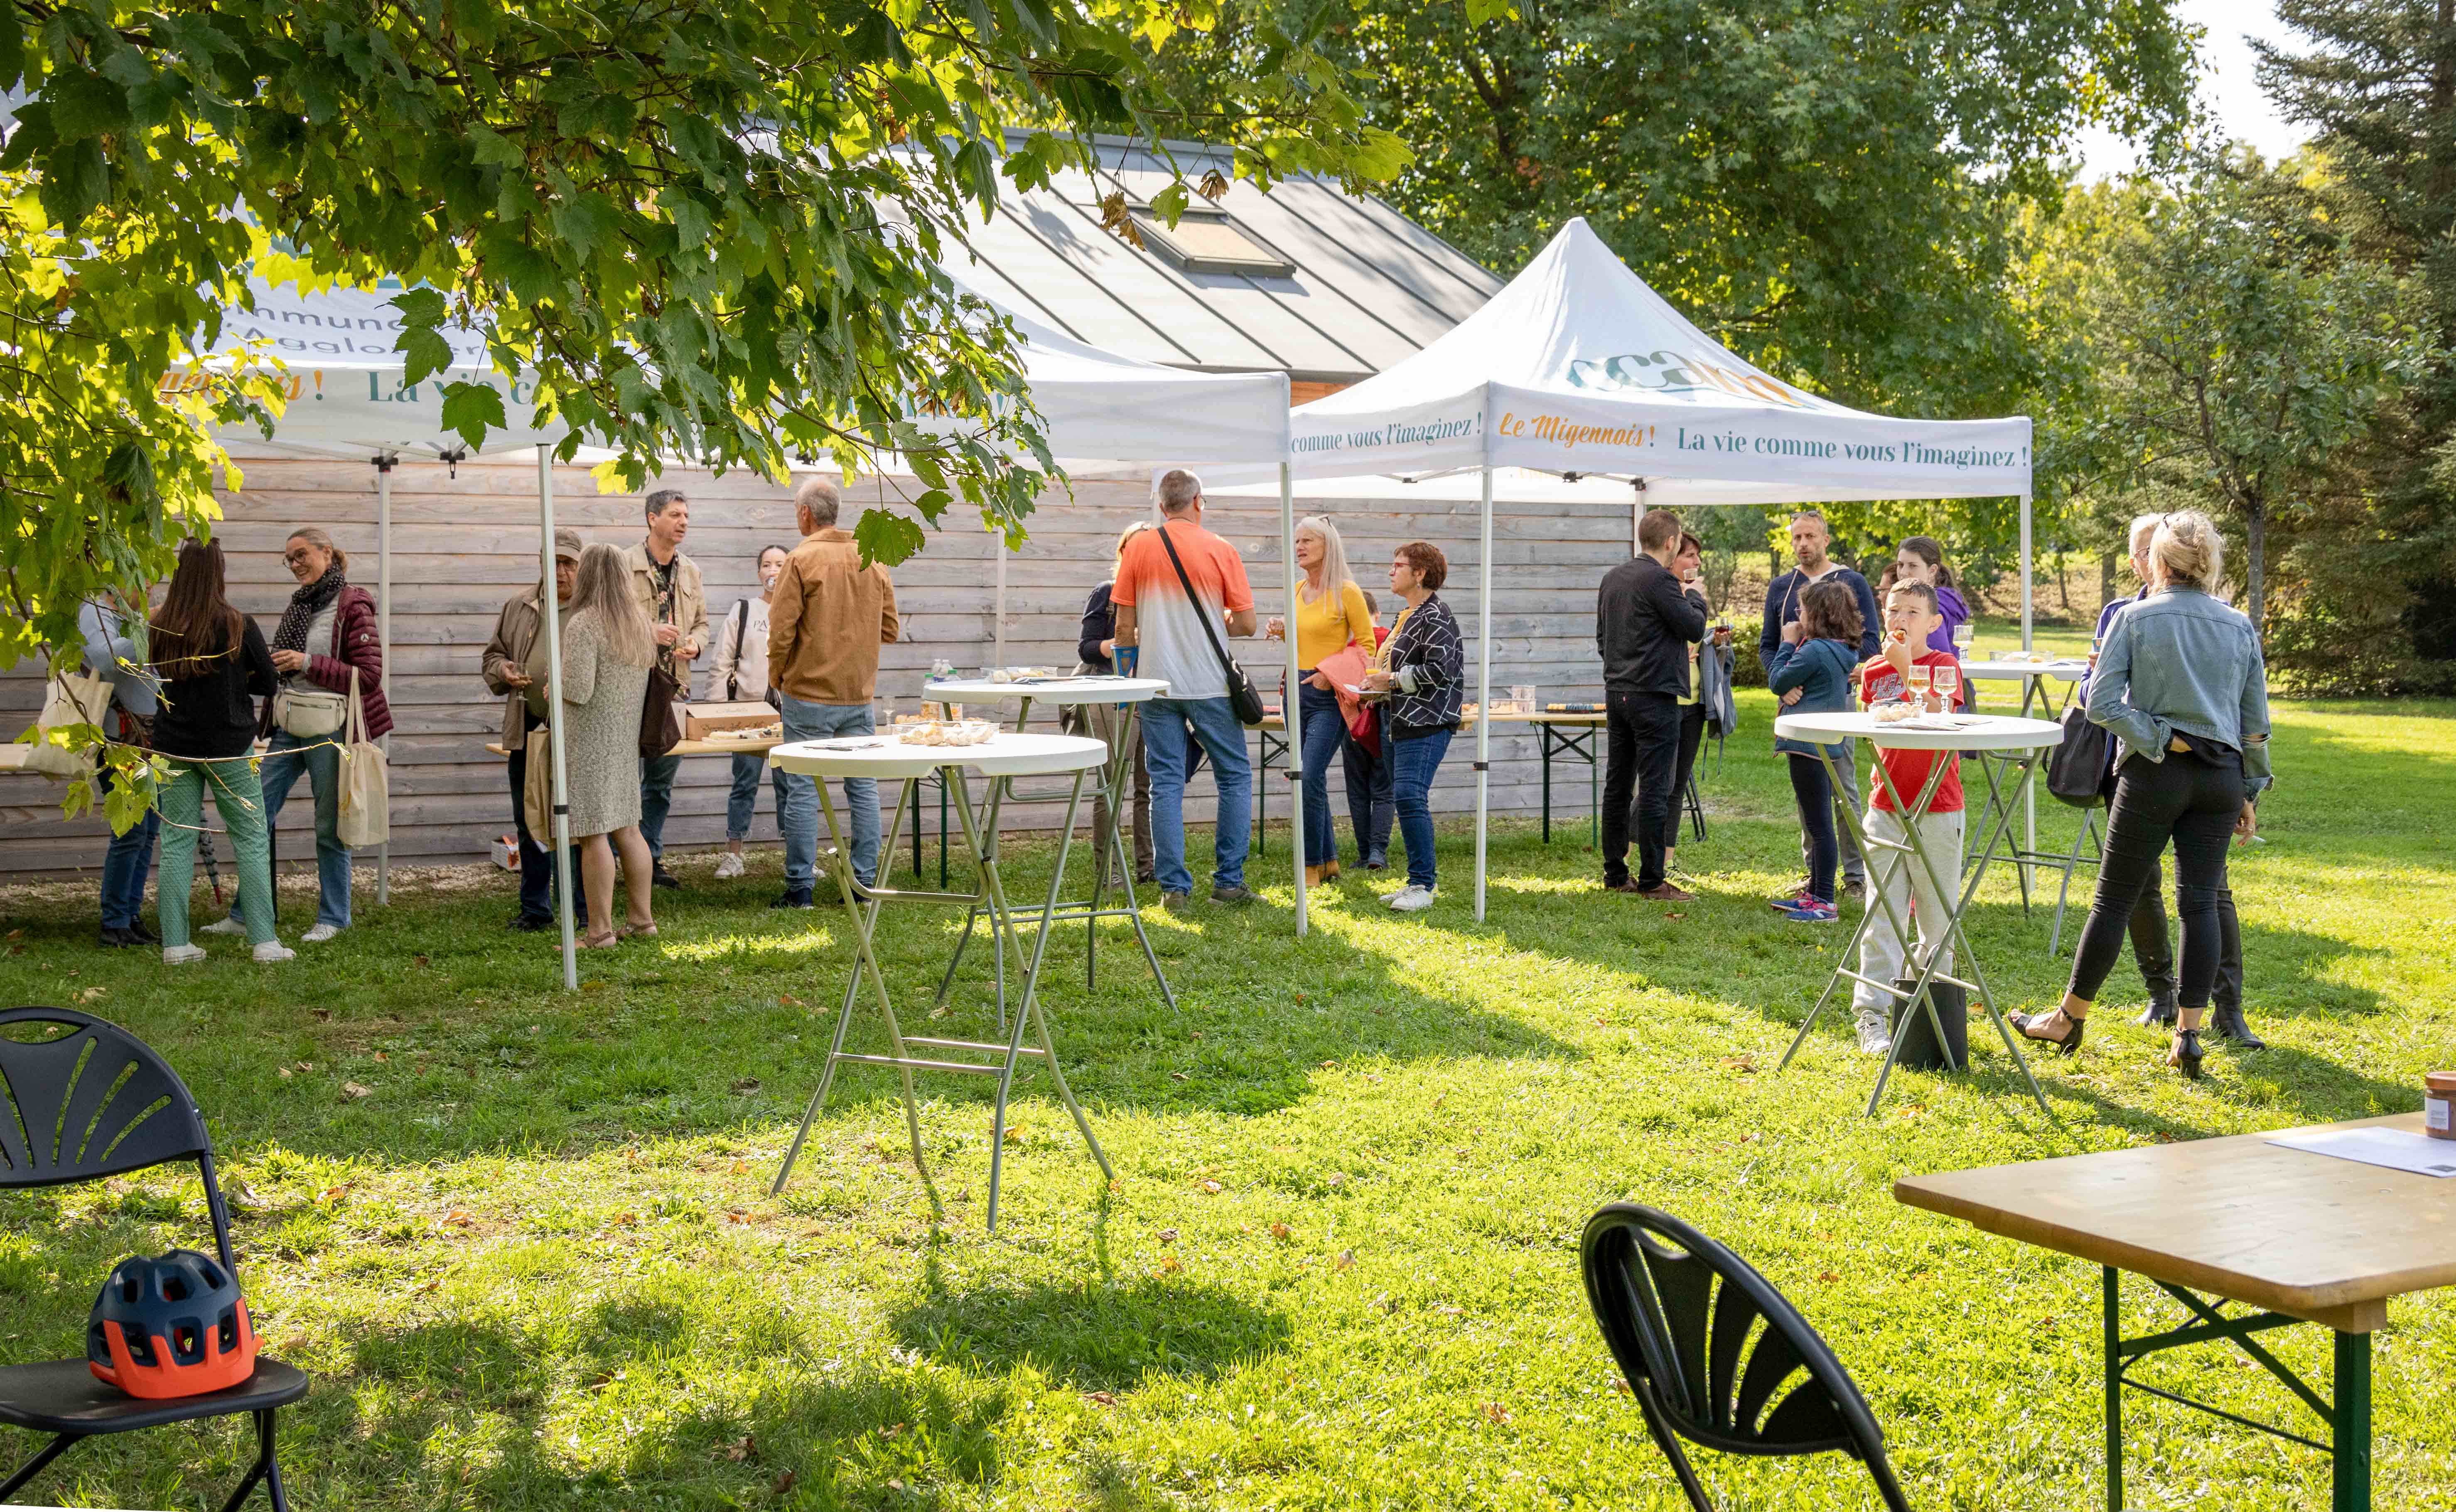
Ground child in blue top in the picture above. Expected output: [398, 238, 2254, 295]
[1766, 579, 1864, 920]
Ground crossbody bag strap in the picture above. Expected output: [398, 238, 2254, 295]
[727, 598, 749, 700]
[1155, 525, 1239, 683]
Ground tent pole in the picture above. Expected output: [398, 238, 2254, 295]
[994, 531, 1008, 673]
[540, 451, 577, 990]
[1474, 464, 1493, 923]
[374, 454, 393, 906]
[1282, 462, 1305, 934]
[2020, 487, 2035, 886]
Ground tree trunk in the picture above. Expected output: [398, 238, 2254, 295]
[2056, 552, 2073, 615]
[2245, 501, 2266, 629]
[2100, 550, 2117, 609]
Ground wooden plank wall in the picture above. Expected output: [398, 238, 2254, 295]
[0, 460, 1636, 880]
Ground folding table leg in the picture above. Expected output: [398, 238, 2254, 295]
[1776, 744, 1913, 1073]
[2103, 1266, 2124, 1512]
[0, 1431, 78, 1501]
[2333, 1329, 2372, 1512]
[2049, 806, 2101, 957]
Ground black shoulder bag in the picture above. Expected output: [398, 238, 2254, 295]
[1156, 526, 1266, 727]
[2045, 702, 2113, 809]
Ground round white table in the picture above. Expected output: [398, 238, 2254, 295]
[917, 678, 1175, 1006]
[766, 731, 1112, 1229]
[1771, 711, 2064, 1117]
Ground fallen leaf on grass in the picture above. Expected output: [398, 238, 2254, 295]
[730, 1078, 761, 1093]
[1269, 1223, 1291, 1241]
[1156, 1228, 1179, 1243]
[316, 1185, 351, 1203]
[878, 1423, 905, 1440]
[719, 1434, 756, 1462]
[725, 1210, 751, 1225]
[1199, 1179, 1222, 1193]
[75, 986, 105, 1002]
[1481, 1402, 1511, 1425]
[1611, 1376, 1631, 1394]
[1664, 911, 1686, 921]
[339, 1081, 373, 1100]
[293, 1061, 314, 1073]
[1169, 1071, 1189, 1082]
[1155, 1254, 1182, 1274]
[771, 1470, 795, 1495]
[1085, 1391, 1118, 1407]
[413, 954, 430, 968]
[4, 929, 18, 940]
[1718, 1055, 1758, 1075]
[371, 1050, 389, 1062]
[1816, 1271, 1841, 1284]
[1333, 1249, 1355, 1271]
[310, 1009, 331, 1022]
[1318, 1059, 1339, 1070]
[779, 994, 804, 1007]
[1003, 1127, 1025, 1145]
[276, 1067, 293, 1080]
[441, 1210, 475, 1229]
[5, 945, 21, 957]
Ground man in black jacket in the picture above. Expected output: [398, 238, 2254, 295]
[1758, 510, 1881, 895]
[1598, 507, 1709, 899]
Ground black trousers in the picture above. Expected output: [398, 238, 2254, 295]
[506, 743, 585, 922]
[1670, 702, 1706, 844]
[1602, 691, 1682, 889]
[1340, 707, 1395, 863]
[2127, 878, 2245, 1012]
[2070, 749, 2244, 1009]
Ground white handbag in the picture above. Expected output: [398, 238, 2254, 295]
[335, 667, 390, 848]
[3, 663, 111, 778]
[272, 685, 349, 738]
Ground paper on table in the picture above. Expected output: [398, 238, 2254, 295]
[2267, 1126, 2456, 1178]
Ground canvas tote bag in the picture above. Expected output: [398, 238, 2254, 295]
[335, 667, 391, 848]
[4, 660, 112, 776]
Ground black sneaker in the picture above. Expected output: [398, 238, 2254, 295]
[98, 926, 135, 948]
[771, 887, 814, 911]
[652, 863, 682, 890]
[507, 913, 554, 933]
[1210, 885, 1255, 906]
[128, 922, 160, 945]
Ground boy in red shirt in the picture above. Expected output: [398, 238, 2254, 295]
[1851, 582, 1965, 1056]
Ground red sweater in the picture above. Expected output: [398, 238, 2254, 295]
[294, 584, 393, 739]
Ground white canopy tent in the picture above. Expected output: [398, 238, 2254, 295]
[202, 274, 1306, 967]
[1216, 217, 2036, 926]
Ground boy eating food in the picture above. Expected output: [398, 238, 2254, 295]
[1852, 582, 1965, 1057]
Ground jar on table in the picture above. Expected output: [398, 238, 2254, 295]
[2427, 1071, 2456, 1141]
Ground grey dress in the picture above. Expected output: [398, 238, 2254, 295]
[531, 611, 650, 839]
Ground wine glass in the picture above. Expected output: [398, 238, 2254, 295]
[1931, 663, 1961, 710]
[1952, 621, 1975, 657]
[1906, 663, 1933, 706]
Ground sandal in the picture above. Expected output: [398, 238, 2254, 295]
[575, 931, 621, 950]
[2008, 1007, 2085, 1056]
[617, 921, 659, 940]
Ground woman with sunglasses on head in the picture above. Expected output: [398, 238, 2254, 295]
[200, 526, 391, 944]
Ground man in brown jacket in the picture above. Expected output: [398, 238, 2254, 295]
[481, 528, 585, 929]
[766, 477, 899, 906]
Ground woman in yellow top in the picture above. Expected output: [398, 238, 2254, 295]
[1267, 515, 1375, 884]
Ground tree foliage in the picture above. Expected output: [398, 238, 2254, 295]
[1, 0, 1410, 810]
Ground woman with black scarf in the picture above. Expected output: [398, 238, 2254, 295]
[201, 527, 394, 944]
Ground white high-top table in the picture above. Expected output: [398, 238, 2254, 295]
[1959, 658, 2094, 908]
[1771, 710, 2065, 1117]
[765, 731, 1111, 1229]
[918, 677, 1175, 1009]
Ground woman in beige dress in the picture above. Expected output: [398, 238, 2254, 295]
[530, 544, 658, 946]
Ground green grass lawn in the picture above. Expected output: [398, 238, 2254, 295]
[2, 691, 2450, 1511]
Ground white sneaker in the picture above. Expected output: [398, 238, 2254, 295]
[302, 923, 341, 944]
[162, 944, 207, 966]
[1854, 1010, 1894, 1058]
[1388, 884, 1436, 913]
[713, 852, 746, 879]
[253, 940, 295, 964]
[199, 916, 246, 936]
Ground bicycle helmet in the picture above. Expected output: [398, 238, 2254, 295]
[87, 1249, 258, 1399]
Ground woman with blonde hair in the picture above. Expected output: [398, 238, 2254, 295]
[528, 542, 660, 946]
[2012, 511, 2270, 1080]
[1267, 515, 1374, 884]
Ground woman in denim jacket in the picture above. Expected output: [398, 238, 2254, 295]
[1765, 579, 1862, 922]
[2011, 511, 2270, 1079]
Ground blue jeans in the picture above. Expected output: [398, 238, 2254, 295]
[776, 693, 878, 887]
[97, 760, 159, 930]
[640, 751, 682, 858]
[1142, 696, 1252, 896]
[1390, 727, 1453, 890]
[726, 751, 785, 841]
[1297, 681, 1344, 866]
[236, 729, 351, 930]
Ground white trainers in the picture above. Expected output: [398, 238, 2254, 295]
[199, 915, 246, 936]
[162, 944, 207, 966]
[1854, 1010, 1894, 1058]
[1388, 884, 1436, 913]
[253, 940, 295, 964]
[302, 923, 341, 944]
[713, 852, 746, 879]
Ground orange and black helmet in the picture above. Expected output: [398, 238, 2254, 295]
[87, 1249, 257, 1399]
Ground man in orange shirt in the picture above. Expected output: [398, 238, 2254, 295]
[1112, 469, 1258, 908]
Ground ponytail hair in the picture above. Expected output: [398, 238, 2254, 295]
[1897, 535, 1953, 589]
[2149, 511, 2225, 593]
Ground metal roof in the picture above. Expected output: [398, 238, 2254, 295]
[948, 133, 1502, 385]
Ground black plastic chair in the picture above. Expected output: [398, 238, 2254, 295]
[0, 1007, 308, 1509]
[1580, 1202, 1912, 1510]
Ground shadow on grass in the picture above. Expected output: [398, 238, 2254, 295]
[332, 1308, 1014, 1509]
[890, 1275, 1291, 1393]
